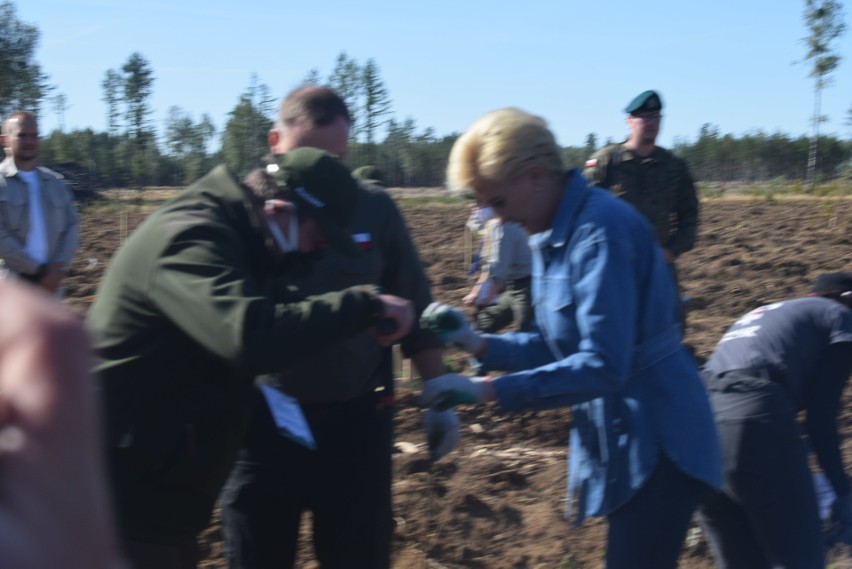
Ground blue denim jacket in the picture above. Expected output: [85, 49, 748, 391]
[483, 171, 721, 522]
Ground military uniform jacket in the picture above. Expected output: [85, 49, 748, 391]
[0, 157, 79, 274]
[273, 181, 442, 403]
[583, 144, 698, 256]
[87, 165, 386, 543]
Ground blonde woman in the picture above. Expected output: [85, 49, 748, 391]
[421, 108, 721, 568]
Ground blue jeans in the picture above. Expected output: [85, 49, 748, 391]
[606, 454, 706, 569]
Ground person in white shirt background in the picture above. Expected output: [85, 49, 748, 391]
[0, 111, 79, 295]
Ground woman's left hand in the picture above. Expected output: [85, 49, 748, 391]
[420, 373, 494, 409]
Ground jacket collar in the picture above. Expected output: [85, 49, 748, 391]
[0, 157, 19, 177]
[0, 157, 42, 178]
[173, 164, 275, 271]
[619, 143, 662, 163]
[529, 170, 590, 252]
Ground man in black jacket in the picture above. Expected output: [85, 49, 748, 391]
[221, 86, 447, 569]
[699, 272, 852, 568]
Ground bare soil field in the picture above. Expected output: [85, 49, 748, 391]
[64, 191, 852, 568]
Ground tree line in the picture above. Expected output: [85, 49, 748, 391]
[2, 0, 850, 191]
[561, 128, 852, 184]
[41, 118, 852, 190]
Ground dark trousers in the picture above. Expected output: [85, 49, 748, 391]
[474, 275, 533, 333]
[698, 372, 824, 569]
[221, 389, 394, 569]
[606, 455, 706, 569]
[667, 261, 688, 333]
[122, 537, 200, 569]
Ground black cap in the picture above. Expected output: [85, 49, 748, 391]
[624, 90, 663, 115]
[811, 272, 852, 295]
[268, 147, 363, 257]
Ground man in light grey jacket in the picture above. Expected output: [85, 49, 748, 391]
[0, 111, 79, 294]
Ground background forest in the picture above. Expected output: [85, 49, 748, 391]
[2, 0, 851, 191]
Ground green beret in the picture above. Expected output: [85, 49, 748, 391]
[268, 147, 363, 257]
[624, 90, 663, 114]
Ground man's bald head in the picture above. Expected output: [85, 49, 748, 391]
[2, 111, 36, 137]
[269, 86, 351, 161]
[2, 111, 40, 168]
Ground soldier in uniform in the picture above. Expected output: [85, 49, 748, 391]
[583, 91, 698, 327]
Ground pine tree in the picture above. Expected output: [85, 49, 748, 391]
[802, 0, 846, 185]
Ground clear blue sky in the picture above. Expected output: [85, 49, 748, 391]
[16, 0, 852, 148]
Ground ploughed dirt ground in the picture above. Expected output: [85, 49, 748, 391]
[63, 191, 852, 568]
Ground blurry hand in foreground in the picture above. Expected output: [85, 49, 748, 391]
[0, 278, 127, 569]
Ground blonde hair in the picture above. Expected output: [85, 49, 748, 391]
[446, 108, 563, 192]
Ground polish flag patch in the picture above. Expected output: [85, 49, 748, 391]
[584, 158, 598, 168]
[353, 232, 373, 251]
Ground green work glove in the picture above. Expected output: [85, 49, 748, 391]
[421, 302, 483, 353]
[424, 407, 460, 461]
[420, 373, 492, 409]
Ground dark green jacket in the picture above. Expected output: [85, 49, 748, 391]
[583, 144, 699, 256]
[272, 182, 442, 402]
[87, 165, 385, 543]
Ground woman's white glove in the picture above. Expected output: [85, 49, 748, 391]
[421, 302, 483, 353]
[420, 373, 493, 409]
[424, 407, 460, 461]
